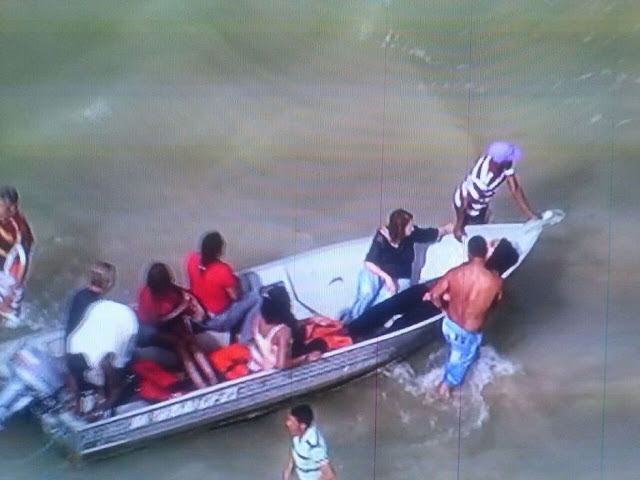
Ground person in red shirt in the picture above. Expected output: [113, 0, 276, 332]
[186, 231, 261, 344]
[137, 263, 217, 389]
[0, 186, 34, 327]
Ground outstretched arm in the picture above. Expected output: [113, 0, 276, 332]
[453, 198, 467, 242]
[506, 175, 540, 220]
[423, 275, 449, 308]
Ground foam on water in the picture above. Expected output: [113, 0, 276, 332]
[383, 345, 521, 443]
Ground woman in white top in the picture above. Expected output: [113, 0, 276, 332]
[248, 295, 322, 372]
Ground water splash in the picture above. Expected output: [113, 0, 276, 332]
[382, 345, 521, 443]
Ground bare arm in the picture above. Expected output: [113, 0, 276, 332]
[319, 461, 337, 480]
[282, 451, 294, 480]
[424, 275, 449, 308]
[225, 285, 239, 301]
[363, 261, 395, 293]
[453, 197, 467, 242]
[274, 328, 320, 369]
[506, 175, 540, 220]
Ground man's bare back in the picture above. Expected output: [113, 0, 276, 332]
[427, 258, 502, 332]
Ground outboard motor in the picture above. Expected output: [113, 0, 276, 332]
[0, 345, 65, 430]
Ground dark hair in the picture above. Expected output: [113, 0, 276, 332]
[200, 231, 225, 267]
[89, 262, 116, 292]
[0, 186, 19, 206]
[146, 263, 175, 296]
[387, 209, 413, 244]
[290, 404, 313, 427]
[261, 288, 293, 326]
[485, 239, 520, 275]
[467, 235, 488, 258]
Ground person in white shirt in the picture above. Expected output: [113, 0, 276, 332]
[283, 404, 336, 480]
[66, 300, 138, 415]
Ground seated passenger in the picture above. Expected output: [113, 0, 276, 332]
[346, 238, 520, 341]
[345, 209, 452, 322]
[186, 231, 261, 344]
[66, 300, 139, 417]
[136, 262, 217, 389]
[248, 295, 323, 372]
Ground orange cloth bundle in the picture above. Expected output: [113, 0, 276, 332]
[208, 343, 251, 380]
[304, 317, 353, 351]
[132, 359, 183, 402]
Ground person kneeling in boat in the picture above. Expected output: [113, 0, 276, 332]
[136, 262, 217, 389]
[0, 186, 35, 328]
[186, 231, 261, 344]
[344, 209, 452, 322]
[66, 300, 139, 417]
[452, 141, 540, 241]
[423, 236, 503, 399]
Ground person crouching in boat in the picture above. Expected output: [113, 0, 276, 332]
[186, 231, 261, 344]
[344, 209, 451, 323]
[423, 236, 503, 399]
[65, 262, 115, 342]
[136, 263, 217, 389]
[66, 300, 139, 418]
[452, 141, 540, 241]
[0, 186, 34, 328]
[248, 294, 323, 372]
[64, 262, 116, 411]
[283, 404, 337, 480]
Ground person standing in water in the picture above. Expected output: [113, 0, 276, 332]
[283, 404, 337, 480]
[423, 236, 503, 399]
[0, 186, 35, 327]
[452, 141, 539, 241]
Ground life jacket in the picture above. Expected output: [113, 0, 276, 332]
[132, 359, 184, 402]
[304, 317, 352, 351]
[208, 343, 251, 380]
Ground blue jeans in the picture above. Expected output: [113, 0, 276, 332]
[442, 315, 483, 387]
[201, 291, 262, 344]
[346, 269, 411, 323]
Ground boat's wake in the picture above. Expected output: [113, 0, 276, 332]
[382, 345, 521, 443]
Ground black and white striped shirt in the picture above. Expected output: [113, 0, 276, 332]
[453, 155, 515, 216]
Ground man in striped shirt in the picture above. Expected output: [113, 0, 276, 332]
[452, 141, 540, 241]
[283, 404, 337, 480]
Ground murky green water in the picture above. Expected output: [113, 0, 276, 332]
[1, 0, 639, 478]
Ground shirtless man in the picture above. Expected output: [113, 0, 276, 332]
[423, 235, 502, 398]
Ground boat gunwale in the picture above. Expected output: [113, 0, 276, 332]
[71, 312, 444, 432]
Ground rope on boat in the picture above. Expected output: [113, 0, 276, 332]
[284, 269, 324, 317]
